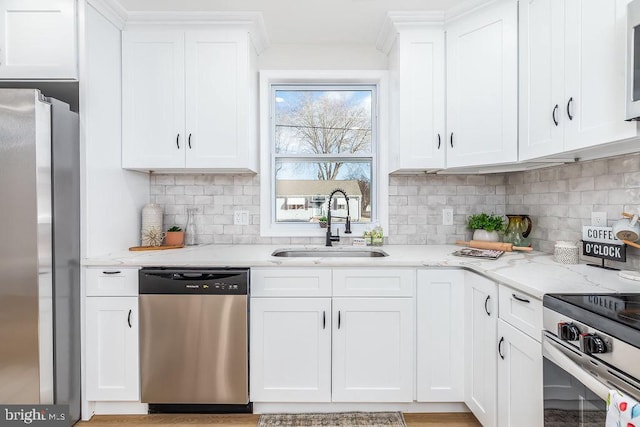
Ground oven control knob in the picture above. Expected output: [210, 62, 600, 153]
[557, 322, 581, 341]
[579, 333, 608, 355]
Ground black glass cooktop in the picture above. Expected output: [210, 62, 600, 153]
[544, 293, 640, 348]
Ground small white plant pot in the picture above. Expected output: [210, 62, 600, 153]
[472, 229, 500, 242]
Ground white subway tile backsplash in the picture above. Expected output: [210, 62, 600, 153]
[149, 152, 640, 267]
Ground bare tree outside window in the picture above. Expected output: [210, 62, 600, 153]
[273, 87, 375, 223]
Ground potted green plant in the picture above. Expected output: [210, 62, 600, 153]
[467, 213, 504, 242]
[165, 226, 184, 246]
[318, 216, 328, 228]
[364, 226, 384, 246]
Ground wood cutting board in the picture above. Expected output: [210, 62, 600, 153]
[129, 244, 184, 251]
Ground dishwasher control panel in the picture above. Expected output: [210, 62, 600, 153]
[139, 268, 249, 295]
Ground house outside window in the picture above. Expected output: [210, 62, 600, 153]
[259, 71, 389, 237]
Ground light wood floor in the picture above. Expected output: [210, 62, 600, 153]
[76, 413, 481, 426]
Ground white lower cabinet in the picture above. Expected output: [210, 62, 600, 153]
[497, 319, 543, 427]
[332, 298, 414, 402]
[85, 297, 139, 401]
[85, 267, 140, 402]
[416, 270, 465, 402]
[250, 267, 414, 404]
[465, 272, 498, 427]
[250, 298, 332, 402]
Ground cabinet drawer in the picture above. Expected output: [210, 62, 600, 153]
[332, 268, 415, 297]
[498, 284, 542, 341]
[85, 267, 139, 297]
[251, 268, 331, 297]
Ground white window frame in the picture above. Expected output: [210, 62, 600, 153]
[260, 70, 389, 238]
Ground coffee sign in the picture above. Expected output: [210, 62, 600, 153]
[582, 226, 626, 262]
[581, 226, 623, 245]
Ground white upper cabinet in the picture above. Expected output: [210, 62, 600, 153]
[122, 28, 258, 172]
[519, 0, 636, 160]
[445, 0, 518, 168]
[122, 31, 185, 169]
[0, 0, 77, 79]
[386, 24, 445, 172]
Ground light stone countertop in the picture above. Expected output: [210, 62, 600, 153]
[83, 244, 640, 299]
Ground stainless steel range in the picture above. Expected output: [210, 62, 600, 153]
[543, 293, 640, 424]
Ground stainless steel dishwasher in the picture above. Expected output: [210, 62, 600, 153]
[139, 268, 250, 413]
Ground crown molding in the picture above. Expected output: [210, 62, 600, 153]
[123, 11, 269, 53]
[376, 11, 445, 54]
[87, 0, 128, 29]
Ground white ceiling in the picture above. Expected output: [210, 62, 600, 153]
[117, 0, 469, 45]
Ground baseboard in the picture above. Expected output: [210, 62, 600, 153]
[92, 401, 149, 415]
[253, 402, 469, 414]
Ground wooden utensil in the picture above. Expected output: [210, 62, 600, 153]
[456, 240, 533, 252]
[129, 244, 184, 251]
[622, 239, 640, 250]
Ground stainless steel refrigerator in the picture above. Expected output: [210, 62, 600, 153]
[0, 89, 80, 423]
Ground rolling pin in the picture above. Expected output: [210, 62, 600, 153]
[456, 240, 533, 252]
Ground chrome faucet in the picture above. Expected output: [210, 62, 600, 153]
[325, 189, 352, 246]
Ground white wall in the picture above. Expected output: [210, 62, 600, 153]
[81, 4, 149, 257]
[259, 44, 388, 70]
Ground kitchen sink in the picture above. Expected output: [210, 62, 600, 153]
[271, 247, 389, 258]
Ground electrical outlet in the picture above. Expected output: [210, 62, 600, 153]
[591, 212, 607, 227]
[443, 208, 454, 226]
[233, 210, 250, 225]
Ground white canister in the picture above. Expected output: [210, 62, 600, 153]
[554, 241, 579, 264]
[141, 203, 163, 245]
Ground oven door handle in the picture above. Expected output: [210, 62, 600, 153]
[543, 336, 610, 401]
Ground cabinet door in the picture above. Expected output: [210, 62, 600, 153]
[446, 0, 518, 168]
[122, 31, 185, 169]
[389, 27, 445, 171]
[85, 297, 139, 401]
[519, 0, 565, 160]
[250, 298, 331, 402]
[497, 319, 543, 427]
[0, 0, 76, 79]
[332, 298, 413, 402]
[416, 270, 464, 402]
[563, 0, 636, 150]
[185, 30, 251, 169]
[465, 272, 498, 427]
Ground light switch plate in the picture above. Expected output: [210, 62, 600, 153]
[443, 208, 453, 226]
[591, 212, 607, 227]
[234, 210, 250, 225]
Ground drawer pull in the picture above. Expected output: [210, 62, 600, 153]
[102, 271, 121, 275]
[498, 337, 505, 360]
[512, 293, 531, 304]
[127, 309, 132, 328]
[484, 295, 491, 316]
[323, 311, 326, 330]
[338, 311, 341, 329]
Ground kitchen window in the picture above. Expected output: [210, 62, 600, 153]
[259, 71, 389, 237]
